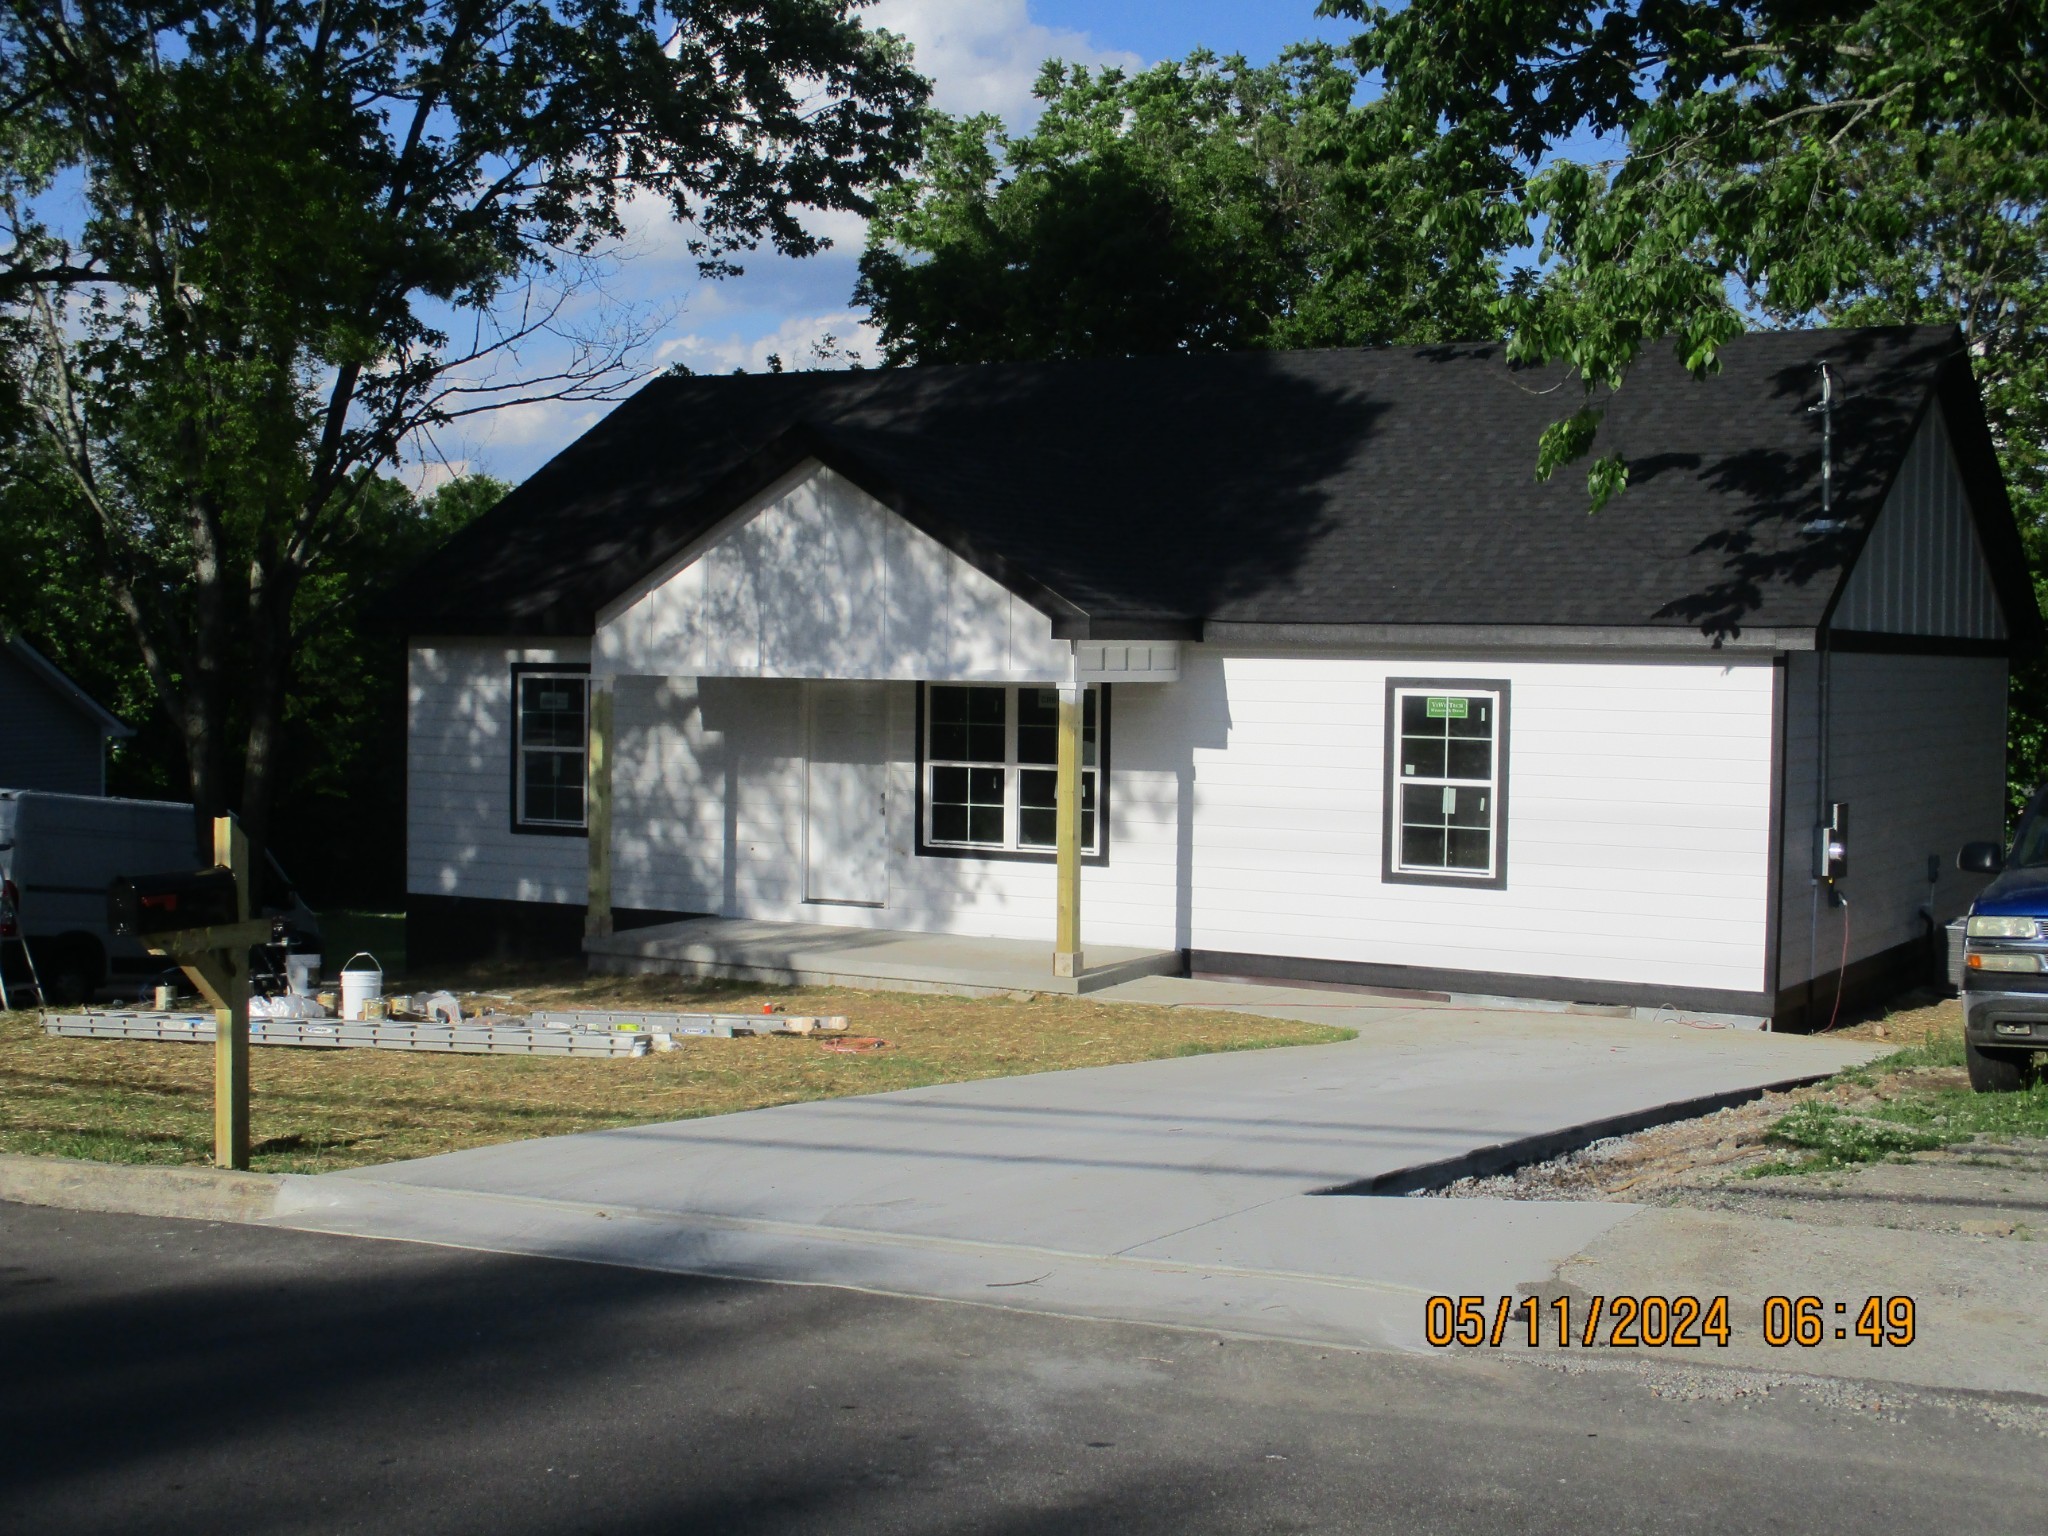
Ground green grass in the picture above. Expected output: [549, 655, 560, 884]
[1753, 1102, 1951, 1174]
[0, 976, 1353, 1174]
[1754, 1024, 2048, 1176]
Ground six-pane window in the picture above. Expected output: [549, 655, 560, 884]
[1390, 687, 1502, 879]
[925, 684, 1099, 855]
[516, 673, 589, 830]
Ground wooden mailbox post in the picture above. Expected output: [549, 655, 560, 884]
[144, 814, 268, 1170]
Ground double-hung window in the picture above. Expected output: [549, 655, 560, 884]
[512, 667, 589, 833]
[1385, 681, 1508, 886]
[922, 684, 1104, 857]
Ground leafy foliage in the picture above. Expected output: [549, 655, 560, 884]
[0, 469, 504, 902]
[856, 48, 1508, 364]
[1336, 0, 2047, 490]
[0, 1, 926, 852]
[1336, 0, 2048, 797]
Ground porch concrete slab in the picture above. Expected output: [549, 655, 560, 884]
[584, 916, 1182, 996]
[272, 1003, 1881, 1350]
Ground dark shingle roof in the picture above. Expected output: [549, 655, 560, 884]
[395, 325, 2037, 647]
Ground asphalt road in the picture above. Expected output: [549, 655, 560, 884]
[3, 1201, 2042, 1536]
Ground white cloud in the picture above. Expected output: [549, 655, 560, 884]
[657, 309, 881, 376]
[406, 458, 472, 497]
[867, 0, 1142, 120]
[411, 5, 1144, 484]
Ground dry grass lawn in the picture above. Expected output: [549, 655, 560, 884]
[0, 971, 1350, 1174]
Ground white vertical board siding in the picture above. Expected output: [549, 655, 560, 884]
[407, 640, 590, 906]
[1776, 651, 2006, 989]
[1832, 405, 2005, 638]
[595, 463, 1068, 683]
[1187, 652, 1778, 994]
[608, 675, 1184, 948]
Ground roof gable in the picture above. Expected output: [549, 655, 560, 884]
[1829, 400, 2005, 641]
[594, 461, 1069, 682]
[1, 636, 132, 737]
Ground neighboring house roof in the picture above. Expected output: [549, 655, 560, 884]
[2, 634, 133, 737]
[394, 325, 2040, 650]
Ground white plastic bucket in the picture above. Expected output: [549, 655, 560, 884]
[286, 953, 322, 998]
[339, 953, 383, 1021]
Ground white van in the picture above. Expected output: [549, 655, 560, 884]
[0, 789, 319, 1003]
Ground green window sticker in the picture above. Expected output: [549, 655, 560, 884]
[1425, 696, 1469, 719]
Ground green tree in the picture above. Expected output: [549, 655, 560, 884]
[1, 0, 926, 854]
[0, 465, 504, 898]
[856, 47, 1508, 364]
[1338, 0, 2047, 801]
[1334, 0, 2046, 506]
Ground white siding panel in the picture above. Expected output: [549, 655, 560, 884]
[1832, 405, 2005, 638]
[1186, 652, 1777, 995]
[1777, 651, 2006, 991]
[407, 640, 590, 905]
[598, 647, 1775, 992]
[596, 463, 1067, 682]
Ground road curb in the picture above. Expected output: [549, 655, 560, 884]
[0, 1153, 285, 1223]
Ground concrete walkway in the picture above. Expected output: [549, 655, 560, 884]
[274, 983, 1880, 1353]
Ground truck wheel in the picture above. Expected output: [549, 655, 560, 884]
[1966, 1037, 2040, 1093]
[38, 937, 104, 1008]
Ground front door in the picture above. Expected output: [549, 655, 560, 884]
[804, 681, 887, 906]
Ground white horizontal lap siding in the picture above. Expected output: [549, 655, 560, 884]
[407, 640, 589, 906]
[605, 676, 1182, 949]
[1778, 652, 2006, 988]
[595, 463, 1066, 683]
[1188, 651, 1776, 993]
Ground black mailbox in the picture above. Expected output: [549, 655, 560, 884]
[108, 868, 241, 938]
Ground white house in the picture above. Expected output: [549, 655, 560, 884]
[396, 326, 2036, 1027]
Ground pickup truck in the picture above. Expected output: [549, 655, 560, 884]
[1958, 802, 2048, 1093]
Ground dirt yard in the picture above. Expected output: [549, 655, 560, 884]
[0, 973, 1350, 1174]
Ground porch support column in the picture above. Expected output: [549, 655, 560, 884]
[1053, 685, 1084, 978]
[586, 674, 615, 942]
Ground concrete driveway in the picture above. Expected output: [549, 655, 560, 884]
[274, 982, 1878, 1352]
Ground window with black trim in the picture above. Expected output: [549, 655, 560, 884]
[1385, 682, 1507, 885]
[923, 684, 1101, 856]
[513, 670, 589, 832]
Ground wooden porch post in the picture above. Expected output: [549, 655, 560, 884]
[1054, 685, 1084, 978]
[586, 675, 615, 941]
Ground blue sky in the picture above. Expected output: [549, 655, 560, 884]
[436, 2, 1361, 488]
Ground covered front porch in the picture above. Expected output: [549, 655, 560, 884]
[585, 915, 1184, 997]
[574, 458, 1187, 986]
